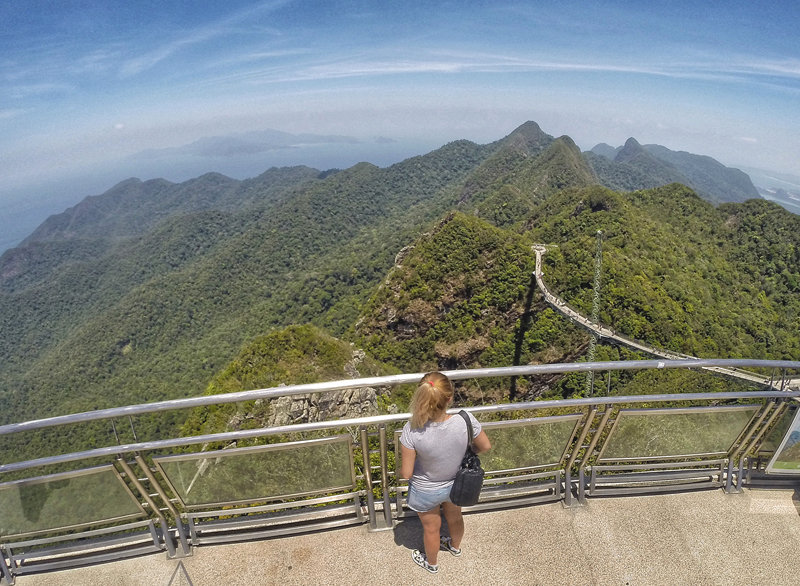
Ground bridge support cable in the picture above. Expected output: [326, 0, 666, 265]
[586, 230, 603, 396]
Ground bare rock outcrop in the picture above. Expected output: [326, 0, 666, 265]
[261, 348, 380, 427]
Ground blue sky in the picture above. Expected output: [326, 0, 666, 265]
[2, 0, 800, 237]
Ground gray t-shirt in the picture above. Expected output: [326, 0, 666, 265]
[399, 411, 482, 492]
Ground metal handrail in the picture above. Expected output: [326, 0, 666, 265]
[2, 389, 800, 474]
[2, 359, 799, 438]
[4, 360, 800, 581]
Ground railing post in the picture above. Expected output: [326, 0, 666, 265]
[134, 455, 190, 556]
[725, 401, 779, 493]
[563, 408, 596, 508]
[360, 426, 378, 530]
[379, 425, 395, 529]
[117, 457, 177, 558]
[724, 458, 735, 493]
[578, 467, 587, 505]
[563, 467, 573, 507]
[577, 406, 614, 503]
[737, 457, 746, 491]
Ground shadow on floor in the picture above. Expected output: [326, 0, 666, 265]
[393, 516, 452, 550]
[791, 489, 800, 516]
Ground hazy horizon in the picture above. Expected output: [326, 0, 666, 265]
[3, 0, 800, 249]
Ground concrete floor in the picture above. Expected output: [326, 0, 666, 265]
[12, 488, 800, 586]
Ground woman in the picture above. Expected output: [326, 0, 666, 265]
[399, 372, 491, 574]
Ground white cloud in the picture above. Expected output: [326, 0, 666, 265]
[119, 0, 292, 77]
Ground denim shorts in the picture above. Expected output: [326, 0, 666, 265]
[407, 482, 453, 512]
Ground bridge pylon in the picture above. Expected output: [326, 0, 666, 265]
[586, 230, 603, 396]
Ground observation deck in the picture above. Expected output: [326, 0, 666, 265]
[2, 359, 800, 585]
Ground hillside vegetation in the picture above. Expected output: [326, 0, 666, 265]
[0, 121, 794, 439]
[180, 324, 399, 440]
[0, 137, 497, 423]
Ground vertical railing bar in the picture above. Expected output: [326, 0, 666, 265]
[360, 426, 377, 530]
[379, 425, 394, 528]
[606, 370, 611, 396]
[134, 455, 190, 555]
[353, 494, 365, 523]
[744, 402, 785, 457]
[769, 368, 775, 390]
[147, 520, 160, 550]
[724, 459, 735, 493]
[117, 457, 176, 557]
[111, 420, 121, 446]
[736, 457, 745, 491]
[566, 408, 597, 470]
[564, 467, 573, 506]
[128, 416, 138, 443]
[781, 369, 787, 392]
[188, 518, 198, 543]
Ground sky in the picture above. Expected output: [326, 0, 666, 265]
[2, 0, 800, 247]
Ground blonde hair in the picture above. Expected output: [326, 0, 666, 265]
[409, 372, 454, 429]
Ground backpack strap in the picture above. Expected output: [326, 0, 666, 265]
[457, 410, 474, 452]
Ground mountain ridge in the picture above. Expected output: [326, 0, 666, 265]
[589, 139, 760, 203]
[0, 121, 793, 433]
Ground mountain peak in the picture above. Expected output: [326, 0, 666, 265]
[615, 137, 645, 162]
[590, 143, 620, 160]
[501, 121, 554, 154]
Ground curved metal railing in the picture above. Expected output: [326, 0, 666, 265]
[1, 359, 800, 583]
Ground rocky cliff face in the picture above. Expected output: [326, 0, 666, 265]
[262, 349, 381, 426]
[180, 325, 396, 437]
[265, 386, 379, 426]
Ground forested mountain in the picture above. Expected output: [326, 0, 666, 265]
[641, 144, 758, 203]
[0, 121, 792, 435]
[0, 137, 497, 423]
[588, 139, 760, 203]
[180, 324, 399, 439]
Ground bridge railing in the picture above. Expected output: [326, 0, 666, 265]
[1, 359, 800, 584]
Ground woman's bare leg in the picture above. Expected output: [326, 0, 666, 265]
[442, 502, 464, 549]
[417, 507, 442, 565]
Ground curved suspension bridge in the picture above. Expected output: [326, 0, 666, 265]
[532, 244, 800, 391]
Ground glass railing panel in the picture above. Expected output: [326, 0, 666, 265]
[393, 414, 582, 474]
[154, 435, 355, 508]
[759, 405, 797, 455]
[598, 405, 759, 462]
[766, 409, 800, 474]
[481, 415, 583, 473]
[0, 465, 145, 538]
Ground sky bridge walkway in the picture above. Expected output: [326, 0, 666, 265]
[2, 361, 800, 585]
[532, 245, 800, 391]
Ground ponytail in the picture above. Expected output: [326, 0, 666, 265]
[409, 372, 454, 429]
